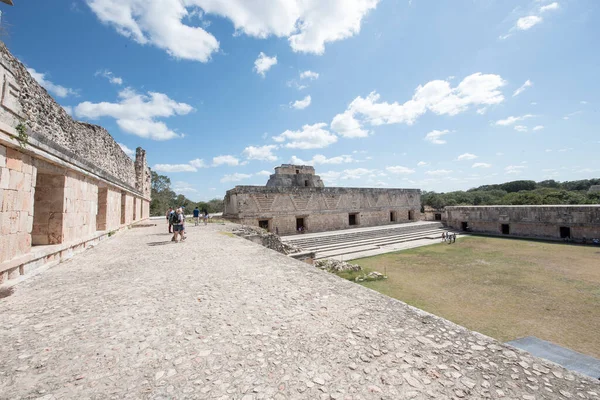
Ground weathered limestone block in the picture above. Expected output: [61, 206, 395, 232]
[0, 167, 9, 189]
[5, 147, 22, 172]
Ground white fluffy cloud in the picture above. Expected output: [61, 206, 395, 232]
[153, 163, 198, 173]
[533, 125, 544, 131]
[256, 170, 272, 176]
[95, 69, 123, 85]
[540, 2, 559, 12]
[290, 154, 354, 165]
[27, 68, 78, 98]
[514, 125, 528, 132]
[472, 162, 492, 168]
[86, 0, 380, 60]
[425, 169, 453, 176]
[75, 87, 193, 140]
[516, 16, 543, 30]
[330, 110, 370, 138]
[505, 165, 526, 174]
[331, 73, 505, 137]
[189, 158, 207, 168]
[273, 123, 338, 149]
[220, 173, 252, 183]
[424, 129, 450, 145]
[242, 145, 278, 162]
[417, 161, 429, 167]
[513, 80, 533, 97]
[213, 155, 240, 166]
[495, 114, 533, 126]
[457, 153, 478, 161]
[300, 70, 319, 80]
[385, 166, 415, 175]
[118, 143, 135, 157]
[254, 52, 277, 77]
[86, 0, 219, 62]
[291, 95, 312, 110]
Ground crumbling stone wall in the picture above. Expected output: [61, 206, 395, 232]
[224, 186, 421, 235]
[446, 205, 600, 240]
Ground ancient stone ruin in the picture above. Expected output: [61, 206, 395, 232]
[446, 205, 600, 241]
[0, 42, 151, 285]
[223, 164, 421, 235]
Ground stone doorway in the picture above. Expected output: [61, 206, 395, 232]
[501, 224, 510, 235]
[296, 217, 305, 231]
[560, 226, 571, 239]
[461, 221, 469, 231]
[408, 210, 415, 220]
[120, 192, 126, 225]
[32, 173, 65, 245]
[435, 213, 442, 221]
[258, 219, 270, 231]
[349, 213, 358, 226]
[96, 187, 108, 231]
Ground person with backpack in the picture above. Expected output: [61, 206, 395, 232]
[193, 207, 200, 226]
[166, 207, 174, 233]
[203, 209, 209, 225]
[171, 208, 186, 242]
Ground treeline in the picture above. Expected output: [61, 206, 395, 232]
[422, 179, 600, 209]
[150, 171, 224, 216]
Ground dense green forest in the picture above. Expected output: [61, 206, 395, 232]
[150, 171, 224, 216]
[422, 179, 600, 210]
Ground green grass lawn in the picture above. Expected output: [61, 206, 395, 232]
[349, 236, 600, 358]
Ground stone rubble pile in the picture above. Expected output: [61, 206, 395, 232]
[232, 226, 304, 255]
[355, 271, 387, 282]
[315, 259, 362, 272]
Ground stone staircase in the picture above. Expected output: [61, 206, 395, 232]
[281, 221, 455, 260]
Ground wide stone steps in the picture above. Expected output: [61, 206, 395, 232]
[284, 222, 444, 248]
[313, 229, 450, 259]
[281, 222, 454, 260]
[297, 228, 446, 252]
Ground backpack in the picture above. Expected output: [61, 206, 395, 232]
[169, 212, 180, 225]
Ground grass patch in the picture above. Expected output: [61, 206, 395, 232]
[218, 231, 236, 238]
[351, 236, 600, 358]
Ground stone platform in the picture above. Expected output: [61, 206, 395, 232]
[0, 222, 598, 399]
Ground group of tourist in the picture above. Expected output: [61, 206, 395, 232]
[165, 206, 210, 243]
[442, 231, 457, 244]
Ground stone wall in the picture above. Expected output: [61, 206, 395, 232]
[446, 205, 600, 240]
[0, 42, 151, 285]
[1, 146, 35, 263]
[224, 186, 421, 235]
[0, 43, 146, 191]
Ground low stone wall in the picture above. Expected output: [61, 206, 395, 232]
[446, 205, 600, 240]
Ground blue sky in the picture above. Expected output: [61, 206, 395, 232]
[3, 0, 599, 201]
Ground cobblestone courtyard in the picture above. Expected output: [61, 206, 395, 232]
[1, 222, 599, 399]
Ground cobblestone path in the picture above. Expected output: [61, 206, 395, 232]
[1, 223, 599, 399]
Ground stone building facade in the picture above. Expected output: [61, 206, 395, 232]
[224, 165, 421, 235]
[0, 42, 151, 285]
[446, 205, 600, 241]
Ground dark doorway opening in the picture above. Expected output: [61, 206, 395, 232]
[461, 221, 469, 231]
[349, 213, 358, 226]
[296, 217, 305, 231]
[408, 210, 415, 220]
[390, 211, 396, 222]
[304, 180, 309, 187]
[120, 193, 126, 224]
[501, 224, 510, 235]
[258, 220, 269, 230]
[559, 226, 571, 239]
[435, 213, 442, 221]
[295, 169, 299, 174]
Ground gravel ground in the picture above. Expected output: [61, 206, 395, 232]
[0, 222, 598, 399]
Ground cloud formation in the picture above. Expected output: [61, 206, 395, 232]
[75, 87, 193, 140]
[27, 68, 78, 98]
[273, 123, 338, 149]
[254, 52, 277, 77]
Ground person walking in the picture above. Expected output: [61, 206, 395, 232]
[203, 209, 209, 226]
[193, 206, 200, 226]
[171, 208, 186, 242]
[441, 232, 446, 242]
[166, 207, 174, 233]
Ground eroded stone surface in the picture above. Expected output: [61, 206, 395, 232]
[0, 222, 598, 399]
